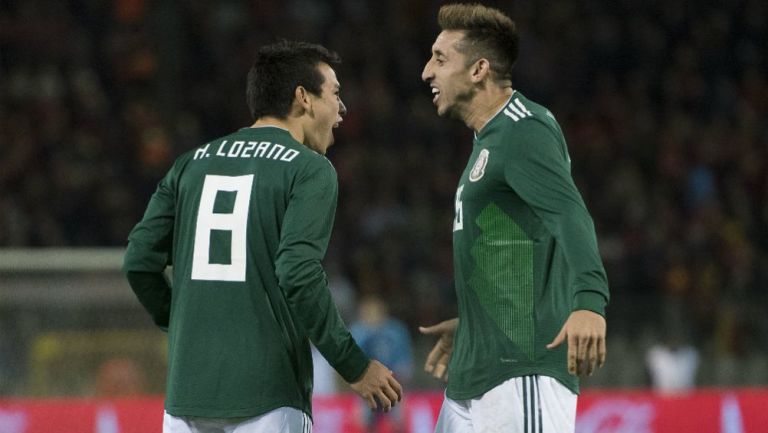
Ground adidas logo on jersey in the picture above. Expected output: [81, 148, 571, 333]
[503, 98, 533, 122]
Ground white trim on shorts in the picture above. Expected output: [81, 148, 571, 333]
[301, 411, 311, 433]
[435, 375, 577, 433]
[163, 406, 311, 433]
[521, 375, 543, 433]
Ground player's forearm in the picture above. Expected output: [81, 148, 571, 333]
[303, 303, 370, 383]
[276, 259, 369, 382]
[553, 206, 610, 314]
[124, 270, 171, 328]
[123, 240, 172, 328]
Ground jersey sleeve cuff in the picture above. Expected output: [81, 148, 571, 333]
[573, 290, 607, 317]
[336, 347, 371, 384]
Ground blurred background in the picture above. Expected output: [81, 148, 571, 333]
[1, 0, 767, 402]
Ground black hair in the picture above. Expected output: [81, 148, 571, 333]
[246, 40, 341, 120]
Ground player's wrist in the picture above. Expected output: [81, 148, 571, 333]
[573, 291, 607, 317]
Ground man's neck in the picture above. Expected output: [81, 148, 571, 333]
[251, 116, 304, 143]
[463, 86, 514, 133]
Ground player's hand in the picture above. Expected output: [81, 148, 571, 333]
[546, 310, 606, 377]
[419, 318, 458, 381]
[350, 360, 403, 412]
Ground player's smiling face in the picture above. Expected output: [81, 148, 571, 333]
[305, 62, 346, 154]
[422, 30, 476, 119]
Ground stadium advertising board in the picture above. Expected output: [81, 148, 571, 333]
[1, 389, 767, 433]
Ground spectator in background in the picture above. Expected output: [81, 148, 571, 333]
[646, 332, 700, 394]
[95, 357, 147, 397]
[351, 295, 414, 433]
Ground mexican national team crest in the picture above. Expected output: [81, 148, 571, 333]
[469, 149, 490, 182]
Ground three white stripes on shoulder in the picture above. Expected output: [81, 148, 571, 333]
[504, 98, 533, 122]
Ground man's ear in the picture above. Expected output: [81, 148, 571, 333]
[294, 86, 312, 114]
[470, 58, 491, 83]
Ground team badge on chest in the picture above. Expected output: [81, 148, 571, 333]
[469, 148, 490, 182]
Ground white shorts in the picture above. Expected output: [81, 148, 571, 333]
[163, 407, 311, 433]
[435, 375, 577, 433]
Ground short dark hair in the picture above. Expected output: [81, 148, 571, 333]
[246, 40, 341, 120]
[438, 3, 519, 82]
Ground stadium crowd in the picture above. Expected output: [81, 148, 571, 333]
[1, 0, 767, 389]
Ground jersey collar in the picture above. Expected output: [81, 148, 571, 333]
[474, 90, 516, 141]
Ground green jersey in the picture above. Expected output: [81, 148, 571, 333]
[447, 92, 609, 399]
[123, 126, 369, 419]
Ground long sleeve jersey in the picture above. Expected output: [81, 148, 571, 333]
[448, 92, 609, 399]
[123, 126, 369, 418]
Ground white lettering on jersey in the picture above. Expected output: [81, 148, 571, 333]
[193, 142, 211, 160]
[216, 140, 228, 156]
[454, 184, 465, 232]
[254, 141, 271, 158]
[266, 144, 285, 159]
[281, 149, 299, 162]
[241, 141, 257, 158]
[193, 140, 300, 163]
[227, 140, 245, 157]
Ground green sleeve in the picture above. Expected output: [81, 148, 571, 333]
[503, 121, 609, 316]
[122, 161, 180, 330]
[275, 158, 370, 383]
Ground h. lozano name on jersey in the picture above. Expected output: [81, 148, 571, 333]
[193, 140, 299, 162]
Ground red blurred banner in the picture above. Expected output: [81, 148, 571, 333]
[1, 389, 767, 433]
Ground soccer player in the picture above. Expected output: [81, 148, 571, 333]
[123, 40, 402, 433]
[418, 4, 610, 433]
